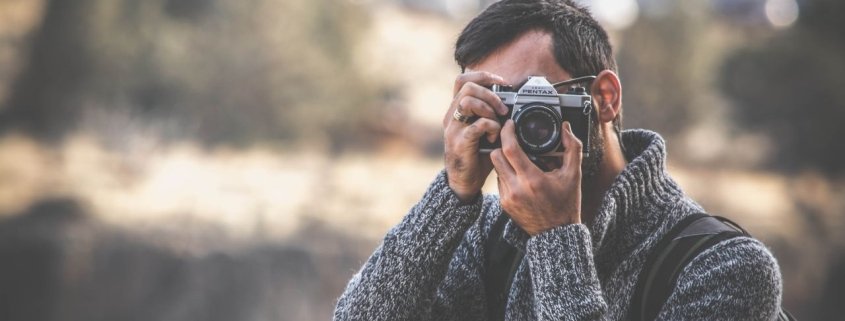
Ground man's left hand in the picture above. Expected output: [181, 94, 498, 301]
[491, 120, 583, 236]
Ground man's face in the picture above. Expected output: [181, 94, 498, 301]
[467, 30, 604, 181]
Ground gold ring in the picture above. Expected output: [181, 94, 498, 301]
[453, 108, 472, 124]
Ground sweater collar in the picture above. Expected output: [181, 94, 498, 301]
[588, 129, 685, 252]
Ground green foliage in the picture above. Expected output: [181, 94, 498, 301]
[719, 0, 845, 174]
[0, 0, 384, 149]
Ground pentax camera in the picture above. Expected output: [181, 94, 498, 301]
[479, 75, 594, 159]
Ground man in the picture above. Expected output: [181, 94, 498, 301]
[334, 0, 783, 320]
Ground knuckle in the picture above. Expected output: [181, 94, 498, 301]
[526, 178, 542, 191]
[463, 125, 479, 139]
[472, 120, 487, 133]
[500, 197, 511, 209]
[458, 96, 471, 109]
[491, 149, 505, 164]
[455, 74, 467, 86]
[466, 81, 485, 95]
[503, 143, 517, 157]
[509, 188, 523, 201]
[476, 118, 495, 131]
[460, 81, 475, 94]
[465, 96, 481, 110]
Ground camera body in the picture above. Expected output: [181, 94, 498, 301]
[479, 76, 592, 158]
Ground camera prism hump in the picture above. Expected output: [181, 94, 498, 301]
[479, 76, 591, 158]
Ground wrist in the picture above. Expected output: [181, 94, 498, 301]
[450, 183, 480, 204]
[444, 170, 481, 204]
[523, 215, 581, 236]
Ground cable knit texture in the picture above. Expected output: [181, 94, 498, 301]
[334, 129, 782, 321]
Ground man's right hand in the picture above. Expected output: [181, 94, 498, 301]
[443, 71, 509, 203]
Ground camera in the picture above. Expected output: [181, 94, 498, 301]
[479, 76, 593, 159]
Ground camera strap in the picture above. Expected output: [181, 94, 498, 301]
[484, 213, 523, 321]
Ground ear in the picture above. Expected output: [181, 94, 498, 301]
[589, 70, 622, 124]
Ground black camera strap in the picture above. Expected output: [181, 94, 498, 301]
[484, 213, 523, 321]
[551, 75, 596, 89]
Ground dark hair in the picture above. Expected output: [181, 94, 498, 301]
[454, 0, 621, 130]
[455, 0, 616, 76]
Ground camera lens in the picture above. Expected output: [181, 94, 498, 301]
[520, 112, 553, 145]
[513, 105, 561, 154]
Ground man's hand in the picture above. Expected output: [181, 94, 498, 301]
[444, 71, 509, 203]
[491, 120, 583, 235]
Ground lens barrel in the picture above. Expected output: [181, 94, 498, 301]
[513, 104, 561, 154]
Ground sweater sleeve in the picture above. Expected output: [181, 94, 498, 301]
[333, 170, 484, 321]
[429, 195, 502, 321]
[524, 223, 608, 321]
[656, 236, 783, 321]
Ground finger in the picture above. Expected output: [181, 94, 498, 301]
[496, 174, 511, 204]
[458, 96, 497, 120]
[500, 120, 541, 176]
[453, 71, 506, 96]
[445, 73, 508, 127]
[560, 122, 584, 174]
[462, 118, 502, 145]
[490, 148, 515, 182]
[457, 82, 509, 116]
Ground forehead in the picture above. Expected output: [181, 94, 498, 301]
[467, 30, 571, 86]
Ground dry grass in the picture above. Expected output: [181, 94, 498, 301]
[0, 134, 444, 243]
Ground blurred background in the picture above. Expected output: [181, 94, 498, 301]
[0, 0, 842, 320]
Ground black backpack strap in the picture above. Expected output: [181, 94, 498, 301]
[629, 214, 746, 321]
[484, 213, 524, 321]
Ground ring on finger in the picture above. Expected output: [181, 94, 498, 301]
[453, 107, 473, 124]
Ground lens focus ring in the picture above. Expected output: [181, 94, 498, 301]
[513, 104, 561, 155]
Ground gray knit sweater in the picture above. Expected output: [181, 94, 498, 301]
[334, 129, 782, 321]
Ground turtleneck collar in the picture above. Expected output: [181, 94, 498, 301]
[589, 129, 688, 253]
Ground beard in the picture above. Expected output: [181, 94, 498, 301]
[581, 114, 605, 183]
